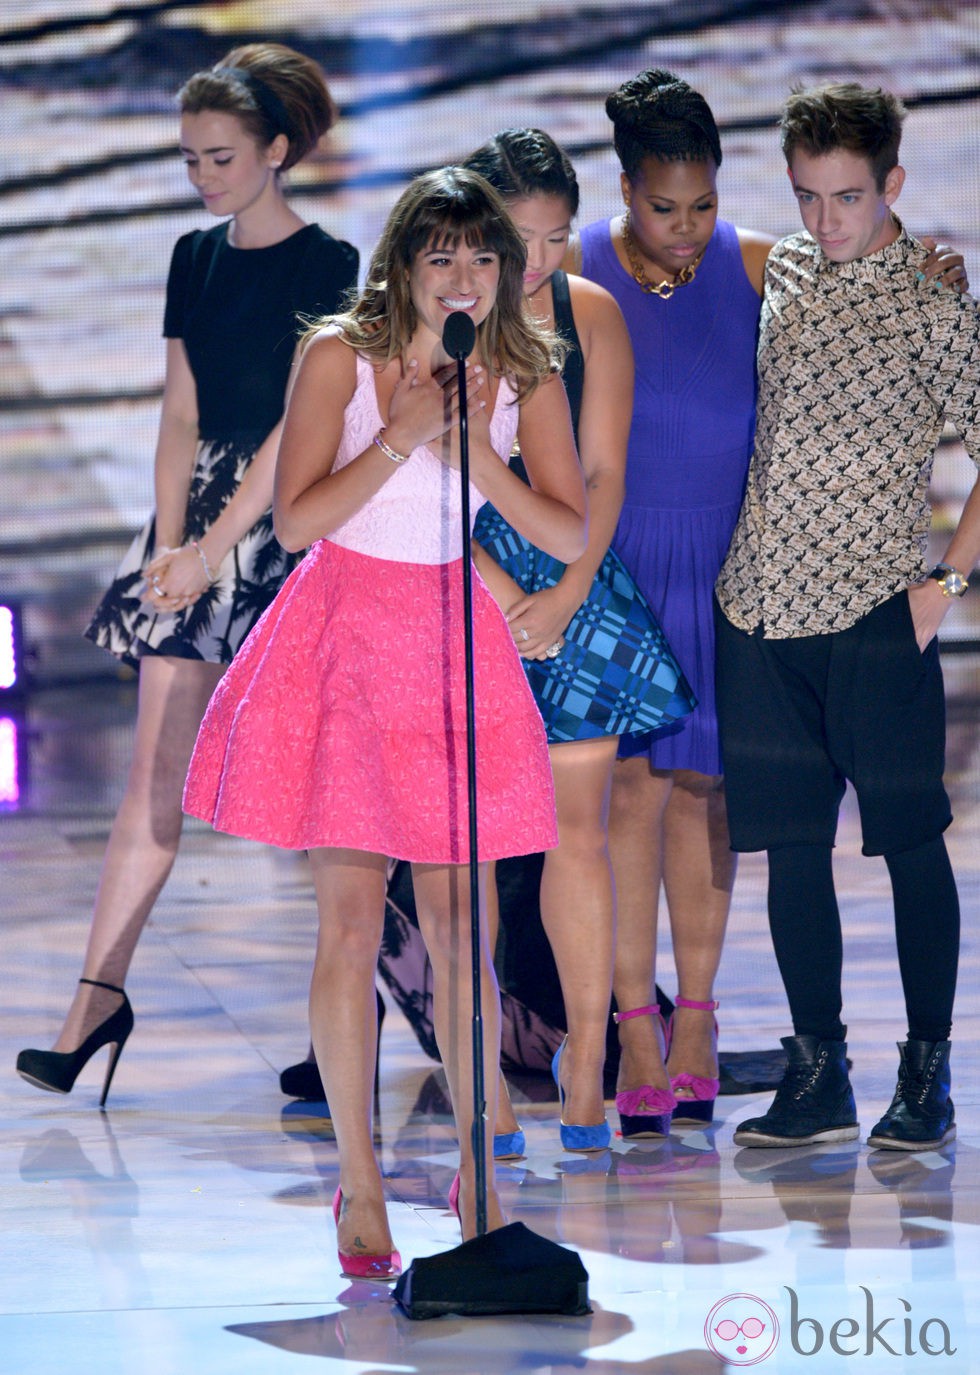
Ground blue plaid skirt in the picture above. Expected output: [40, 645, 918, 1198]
[473, 504, 696, 744]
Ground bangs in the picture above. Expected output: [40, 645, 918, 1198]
[400, 188, 514, 264]
[425, 221, 500, 253]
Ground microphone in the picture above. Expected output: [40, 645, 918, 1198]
[442, 310, 476, 360]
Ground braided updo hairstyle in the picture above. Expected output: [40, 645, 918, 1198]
[462, 128, 580, 217]
[606, 69, 722, 180]
[178, 42, 337, 172]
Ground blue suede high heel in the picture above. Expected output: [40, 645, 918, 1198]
[493, 1129, 526, 1160]
[551, 1036, 610, 1152]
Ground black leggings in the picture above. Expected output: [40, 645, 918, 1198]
[767, 836, 959, 1044]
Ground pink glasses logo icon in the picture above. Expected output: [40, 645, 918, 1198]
[705, 1294, 780, 1365]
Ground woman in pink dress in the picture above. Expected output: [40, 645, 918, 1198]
[184, 167, 586, 1273]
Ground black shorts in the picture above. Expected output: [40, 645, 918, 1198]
[714, 592, 951, 857]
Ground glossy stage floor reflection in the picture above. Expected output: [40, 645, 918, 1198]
[2, 679, 979, 1374]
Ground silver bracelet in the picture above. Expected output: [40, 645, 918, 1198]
[191, 540, 218, 583]
[373, 428, 411, 465]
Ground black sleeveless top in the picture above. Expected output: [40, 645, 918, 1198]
[509, 271, 584, 486]
[551, 269, 584, 438]
[164, 223, 358, 442]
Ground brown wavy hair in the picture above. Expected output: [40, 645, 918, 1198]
[780, 83, 906, 192]
[178, 42, 336, 171]
[322, 167, 561, 400]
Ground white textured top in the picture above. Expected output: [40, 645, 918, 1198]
[326, 350, 520, 564]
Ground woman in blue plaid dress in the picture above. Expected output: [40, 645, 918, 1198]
[466, 130, 693, 1155]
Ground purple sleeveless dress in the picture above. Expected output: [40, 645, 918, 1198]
[580, 217, 761, 774]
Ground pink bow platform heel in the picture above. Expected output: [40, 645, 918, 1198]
[613, 1004, 676, 1139]
[668, 997, 720, 1124]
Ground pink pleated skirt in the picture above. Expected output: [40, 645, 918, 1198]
[183, 539, 558, 864]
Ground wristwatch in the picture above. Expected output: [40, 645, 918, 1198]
[927, 563, 970, 598]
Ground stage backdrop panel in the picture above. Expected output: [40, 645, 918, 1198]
[1, 1, 979, 682]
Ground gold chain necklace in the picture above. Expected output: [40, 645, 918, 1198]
[622, 212, 702, 298]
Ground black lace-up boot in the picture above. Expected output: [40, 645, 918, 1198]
[867, 1040, 955, 1151]
[733, 1034, 859, 1147]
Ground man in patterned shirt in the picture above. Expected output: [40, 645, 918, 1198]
[714, 82, 980, 1152]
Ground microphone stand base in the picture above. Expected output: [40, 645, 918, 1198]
[393, 1222, 590, 1320]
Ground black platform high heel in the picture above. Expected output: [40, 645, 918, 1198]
[16, 978, 133, 1108]
[279, 986, 386, 1103]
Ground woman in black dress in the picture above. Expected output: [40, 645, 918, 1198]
[16, 42, 357, 1103]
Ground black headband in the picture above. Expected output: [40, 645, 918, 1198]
[222, 66, 291, 138]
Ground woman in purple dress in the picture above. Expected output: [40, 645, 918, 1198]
[572, 68, 965, 1137]
[570, 70, 772, 1135]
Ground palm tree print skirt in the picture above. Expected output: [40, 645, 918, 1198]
[85, 436, 301, 671]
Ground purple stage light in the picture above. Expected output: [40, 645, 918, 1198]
[0, 603, 23, 693]
[0, 717, 19, 805]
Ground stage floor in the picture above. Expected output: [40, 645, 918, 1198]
[2, 675, 979, 1374]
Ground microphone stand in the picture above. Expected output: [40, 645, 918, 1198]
[449, 314, 489, 1239]
[392, 312, 589, 1319]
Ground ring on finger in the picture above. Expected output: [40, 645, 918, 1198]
[545, 640, 563, 659]
[519, 628, 530, 642]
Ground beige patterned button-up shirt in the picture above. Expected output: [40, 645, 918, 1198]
[716, 222, 980, 637]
